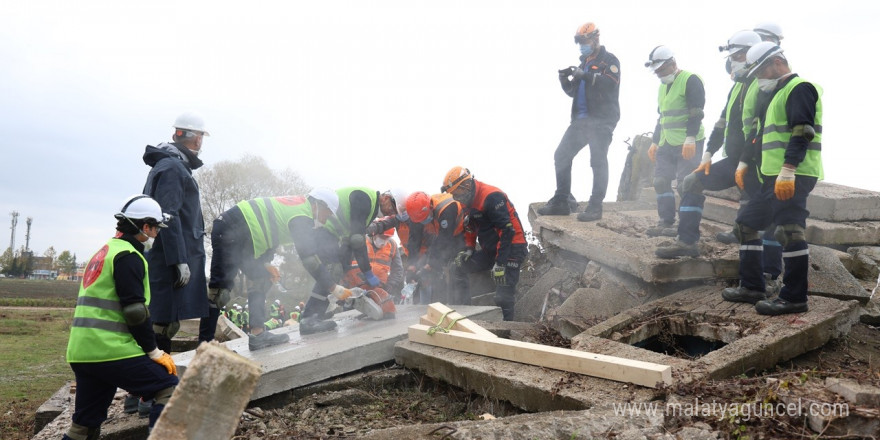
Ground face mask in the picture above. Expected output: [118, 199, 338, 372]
[659, 73, 675, 84]
[579, 44, 593, 57]
[758, 78, 779, 92]
[143, 236, 154, 252]
[420, 215, 433, 225]
[729, 61, 747, 80]
[372, 237, 389, 248]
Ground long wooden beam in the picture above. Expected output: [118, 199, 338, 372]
[419, 302, 497, 338]
[407, 324, 672, 388]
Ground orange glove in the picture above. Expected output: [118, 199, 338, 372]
[326, 284, 353, 314]
[734, 161, 748, 190]
[681, 136, 696, 160]
[148, 349, 178, 376]
[693, 152, 712, 175]
[647, 143, 658, 162]
[774, 166, 796, 201]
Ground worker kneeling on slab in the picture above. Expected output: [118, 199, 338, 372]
[208, 189, 346, 346]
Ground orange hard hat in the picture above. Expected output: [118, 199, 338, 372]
[441, 166, 472, 194]
[405, 191, 432, 223]
[574, 22, 599, 44]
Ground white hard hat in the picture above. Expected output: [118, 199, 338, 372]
[719, 30, 762, 57]
[115, 194, 169, 227]
[645, 45, 674, 72]
[294, 306, 301, 311]
[746, 42, 784, 76]
[308, 187, 339, 214]
[753, 22, 783, 43]
[173, 111, 210, 136]
[388, 188, 410, 219]
[274, 299, 280, 304]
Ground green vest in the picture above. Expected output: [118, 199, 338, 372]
[760, 77, 823, 178]
[740, 77, 761, 139]
[657, 70, 705, 146]
[324, 187, 378, 239]
[66, 238, 150, 363]
[237, 196, 313, 258]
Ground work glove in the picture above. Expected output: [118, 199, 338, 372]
[492, 263, 506, 286]
[326, 284, 353, 314]
[647, 143, 658, 162]
[558, 66, 575, 79]
[148, 348, 177, 376]
[174, 263, 191, 288]
[775, 166, 797, 201]
[207, 287, 232, 308]
[454, 248, 474, 268]
[694, 152, 713, 175]
[734, 161, 748, 190]
[363, 270, 381, 287]
[681, 136, 696, 160]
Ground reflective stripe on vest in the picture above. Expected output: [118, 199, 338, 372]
[66, 239, 149, 363]
[324, 187, 378, 239]
[658, 70, 705, 146]
[237, 196, 312, 258]
[760, 77, 823, 178]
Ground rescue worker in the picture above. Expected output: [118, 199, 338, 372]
[722, 42, 823, 315]
[404, 191, 468, 305]
[342, 228, 404, 301]
[320, 187, 383, 291]
[441, 167, 528, 320]
[284, 306, 302, 326]
[269, 299, 284, 321]
[655, 31, 763, 258]
[141, 112, 214, 352]
[368, 189, 427, 282]
[537, 22, 621, 222]
[754, 22, 783, 45]
[644, 46, 706, 237]
[208, 188, 345, 345]
[64, 195, 178, 439]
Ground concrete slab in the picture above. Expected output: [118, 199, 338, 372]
[573, 286, 861, 381]
[809, 245, 871, 304]
[172, 304, 502, 401]
[530, 208, 739, 284]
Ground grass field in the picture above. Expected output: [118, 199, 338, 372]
[0, 279, 77, 439]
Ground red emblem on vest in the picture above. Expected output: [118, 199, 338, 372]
[82, 245, 109, 289]
[275, 195, 305, 206]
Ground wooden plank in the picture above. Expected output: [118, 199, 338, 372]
[423, 303, 497, 338]
[408, 324, 672, 388]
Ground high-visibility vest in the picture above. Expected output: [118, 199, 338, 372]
[66, 239, 149, 363]
[324, 187, 378, 239]
[237, 196, 313, 258]
[344, 239, 397, 287]
[760, 77, 823, 178]
[740, 77, 761, 139]
[657, 70, 705, 146]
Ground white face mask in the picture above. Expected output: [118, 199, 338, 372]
[372, 237, 389, 248]
[758, 78, 779, 92]
[659, 73, 676, 84]
[728, 61, 746, 80]
[143, 236, 155, 252]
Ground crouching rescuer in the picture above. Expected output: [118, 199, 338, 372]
[64, 195, 178, 439]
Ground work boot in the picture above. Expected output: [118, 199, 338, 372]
[646, 220, 676, 237]
[123, 394, 138, 414]
[655, 239, 699, 259]
[576, 203, 603, 222]
[536, 195, 571, 216]
[248, 329, 290, 350]
[567, 194, 579, 212]
[299, 316, 338, 335]
[137, 398, 153, 419]
[721, 286, 768, 304]
[755, 298, 808, 315]
[716, 229, 738, 244]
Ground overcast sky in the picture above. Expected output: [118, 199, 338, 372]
[1, 0, 877, 263]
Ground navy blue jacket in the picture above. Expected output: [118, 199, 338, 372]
[142, 143, 208, 323]
[560, 46, 621, 126]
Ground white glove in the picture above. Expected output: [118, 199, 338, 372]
[147, 348, 165, 360]
[694, 152, 713, 175]
[326, 285, 353, 314]
[174, 263, 191, 288]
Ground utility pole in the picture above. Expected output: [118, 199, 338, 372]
[8, 211, 17, 253]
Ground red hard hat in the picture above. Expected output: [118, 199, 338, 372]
[405, 191, 432, 223]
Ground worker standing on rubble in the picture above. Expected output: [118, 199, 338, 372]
[208, 189, 343, 346]
[655, 31, 763, 259]
[64, 195, 178, 439]
[141, 112, 215, 352]
[404, 191, 468, 305]
[442, 167, 527, 320]
[644, 46, 706, 237]
[537, 22, 620, 222]
[722, 42, 823, 315]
